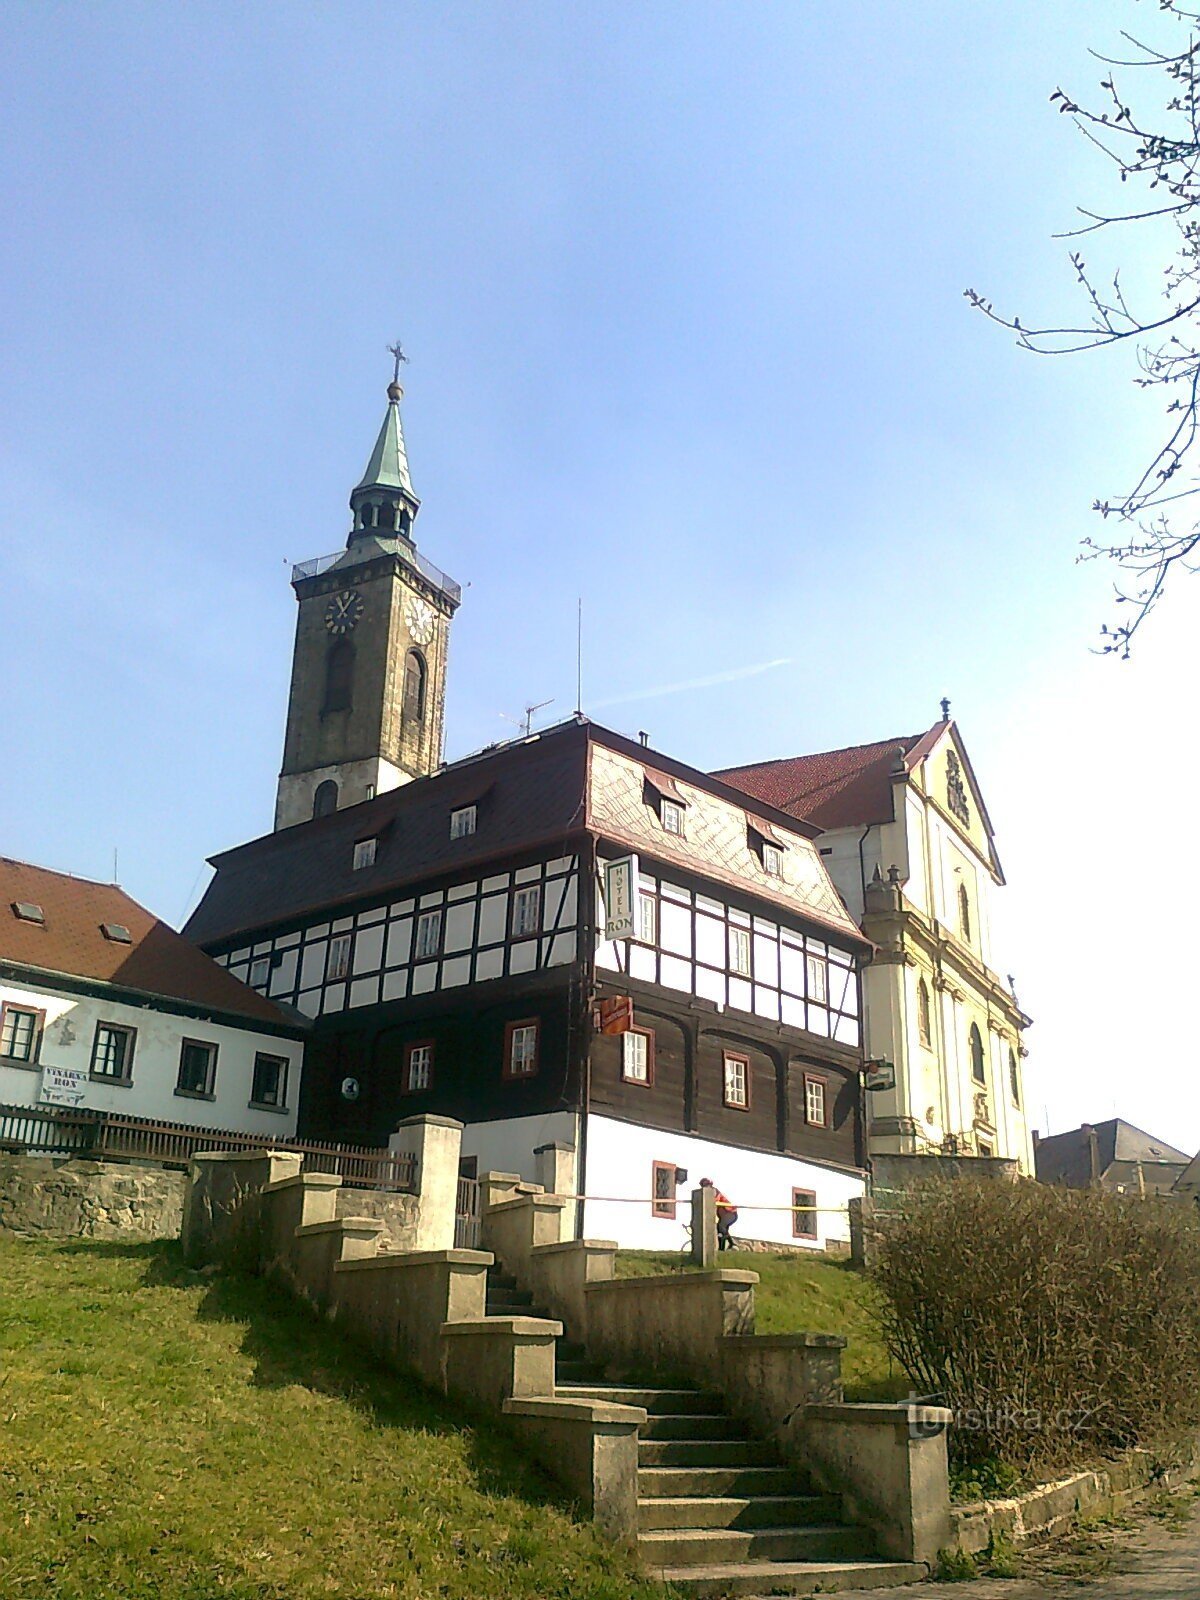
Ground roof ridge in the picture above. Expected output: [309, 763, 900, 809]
[0, 856, 130, 895]
[718, 732, 923, 774]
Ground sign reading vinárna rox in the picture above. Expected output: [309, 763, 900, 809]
[603, 855, 639, 940]
[40, 1065, 88, 1106]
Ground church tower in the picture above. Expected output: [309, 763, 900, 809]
[274, 370, 461, 831]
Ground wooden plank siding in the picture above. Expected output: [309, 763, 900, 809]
[296, 968, 582, 1147]
[588, 975, 862, 1170]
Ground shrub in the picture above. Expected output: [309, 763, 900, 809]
[867, 1178, 1200, 1473]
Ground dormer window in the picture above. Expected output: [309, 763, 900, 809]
[660, 799, 685, 836]
[643, 768, 688, 836]
[353, 837, 378, 871]
[748, 818, 788, 877]
[101, 923, 132, 944]
[450, 805, 477, 840]
[12, 902, 44, 924]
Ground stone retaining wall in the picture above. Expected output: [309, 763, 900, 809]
[0, 1154, 185, 1240]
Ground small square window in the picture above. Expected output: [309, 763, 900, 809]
[91, 1022, 135, 1083]
[729, 926, 751, 977]
[806, 954, 828, 1005]
[762, 843, 784, 878]
[637, 891, 657, 945]
[804, 1073, 827, 1128]
[12, 901, 44, 924]
[415, 910, 442, 961]
[177, 1039, 217, 1099]
[402, 1040, 434, 1092]
[652, 1160, 678, 1219]
[511, 884, 541, 939]
[792, 1187, 818, 1239]
[450, 805, 477, 839]
[723, 1051, 750, 1110]
[0, 1004, 42, 1064]
[327, 934, 352, 981]
[249, 956, 271, 989]
[660, 799, 685, 836]
[251, 1052, 288, 1109]
[100, 922, 132, 944]
[622, 1027, 654, 1085]
[353, 838, 378, 871]
[504, 1019, 540, 1080]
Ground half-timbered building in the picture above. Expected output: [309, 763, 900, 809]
[185, 718, 870, 1250]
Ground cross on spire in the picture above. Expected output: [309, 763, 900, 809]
[387, 341, 409, 386]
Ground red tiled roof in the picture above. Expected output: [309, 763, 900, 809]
[717, 726, 943, 830]
[0, 858, 302, 1031]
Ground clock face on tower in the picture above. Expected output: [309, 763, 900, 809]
[405, 597, 436, 646]
[325, 590, 364, 635]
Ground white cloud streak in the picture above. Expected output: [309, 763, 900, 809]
[589, 658, 792, 711]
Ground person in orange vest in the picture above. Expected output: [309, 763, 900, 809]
[699, 1177, 738, 1251]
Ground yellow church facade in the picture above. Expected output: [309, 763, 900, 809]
[720, 712, 1034, 1172]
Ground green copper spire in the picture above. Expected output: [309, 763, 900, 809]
[356, 384, 415, 495]
[348, 374, 421, 544]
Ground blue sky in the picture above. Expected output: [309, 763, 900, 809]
[2, 2, 1193, 1146]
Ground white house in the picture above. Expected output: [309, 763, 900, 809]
[0, 857, 307, 1136]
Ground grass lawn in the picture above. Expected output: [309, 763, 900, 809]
[615, 1250, 909, 1401]
[0, 1236, 667, 1600]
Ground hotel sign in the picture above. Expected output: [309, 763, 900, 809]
[603, 855, 639, 940]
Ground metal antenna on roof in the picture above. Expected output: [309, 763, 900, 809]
[500, 698, 555, 738]
[576, 597, 583, 717]
[112, 848, 118, 886]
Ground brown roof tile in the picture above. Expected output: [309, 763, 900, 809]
[0, 858, 301, 1031]
[716, 725, 943, 830]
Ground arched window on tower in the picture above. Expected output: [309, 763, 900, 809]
[403, 649, 427, 725]
[917, 978, 932, 1048]
[398, 508, 411, 538]
[377, 501, 396, 531]
[958, 883, 972, 943]
[969, 1022, 986, 1085]
[312, 779, 339, 819]
[359, 502, 374, 530]
[323, 638, 355, 714]
[1008, 1047, 1020, 1107]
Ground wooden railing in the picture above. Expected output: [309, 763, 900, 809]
[0, 1102, 416, 1192]
[454, 1175, 482, 1249]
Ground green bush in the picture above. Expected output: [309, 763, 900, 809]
[867, 1179, 1200, 1473]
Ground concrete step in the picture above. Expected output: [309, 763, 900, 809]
[638, 1438, 780, 1468]
[558, 1383, 723, 1414]
[638, 1522, 877, 1568]
[652, 1558, 927, 1596]
[486, 1292, 535, 1312]
[638, 1493, 841, 1531]
[639, 1465, 811, 1499]
[639, 1413, 747, 1441]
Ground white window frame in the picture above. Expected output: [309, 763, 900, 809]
[729, 926, 751, 977]
[762, 842, 784, 878]
[415, 910, 442, 961]
[327, 934, 353, 981]
[505, 1020, 540, 1079]
[176, 1038, 218, 1099]
[806, 954, 828, 1005]
[511, 884, 541, 940]
[249, 956, 271, 989]
[90, 1021, 135, 1083]
[723, 1051, 750, 1110]
[450, 805, 477, 840]
[637, 890, 657, 945]
[804, 1073, 827, 1128]
[660, 799, 685, 836]
[404, 1041, 434, 1093]
[621, 1028, 653, 1085]
[352, 838, 377, 871]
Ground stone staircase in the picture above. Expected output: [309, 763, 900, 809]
[484, 1269, 923, 1595]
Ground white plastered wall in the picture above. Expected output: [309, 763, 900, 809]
[0, 978, 303, 1136]
[581, 1113, 864, 1252]
[461, 1110, 581, 1187]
